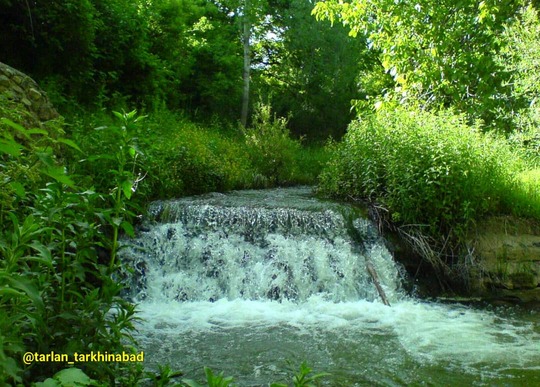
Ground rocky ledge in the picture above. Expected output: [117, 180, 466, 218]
[467, 216, 540, 304]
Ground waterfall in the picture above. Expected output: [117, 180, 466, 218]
[121, 187, 404, 304]
[119, 187, 540, 386]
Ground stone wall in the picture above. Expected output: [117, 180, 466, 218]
[0, 62, 58, 127]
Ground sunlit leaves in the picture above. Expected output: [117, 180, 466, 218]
[313, 0, 520, 128]
[319, 105, 524, 239]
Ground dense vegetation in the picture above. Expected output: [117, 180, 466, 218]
[2, 0, 540, 384]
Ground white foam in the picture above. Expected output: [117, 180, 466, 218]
[135, 297, 540, 370]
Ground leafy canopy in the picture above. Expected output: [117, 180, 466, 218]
[313, 0, 520, 129]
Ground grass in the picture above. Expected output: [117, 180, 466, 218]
[508, 168, 540, 219]
[317, 105, 540, 287]
[67, 106, 329, 203]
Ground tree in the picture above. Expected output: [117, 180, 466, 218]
[0, 0, 165, 107]
[313, 0, 521, 130]
[253, 0, 384, 139]
[496, 4, 540, 130]
[211, 0, 284, 126]
[241, 0, 252, 127]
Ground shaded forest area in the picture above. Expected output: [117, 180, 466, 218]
[0, 0, 373, 139]
[3, 0, 540, 384]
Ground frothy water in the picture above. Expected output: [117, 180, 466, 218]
[121, 187, 540, 386]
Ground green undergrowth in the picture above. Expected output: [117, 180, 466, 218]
[318, 105, 540, 245]
[68, 105, 328, 202]
[38, 361, 328, 387]
[1, 106, 143, 384]
[317, 105, 540, 289]
[1, 99, 328, 384]
[510, 168, 540, 219]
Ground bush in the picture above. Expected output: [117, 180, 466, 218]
[0, 108, 140, 384]
[67, 106, 327, 202]
[144, 116, 255, 197]
[242, 103, 303, 186]
[318, 106, 524, 239]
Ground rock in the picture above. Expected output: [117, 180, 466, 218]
[28, 88, 43, 101]
[0, 75, 10, 89]
[467, 216, 540, 302]
[0, 62, 59, 128]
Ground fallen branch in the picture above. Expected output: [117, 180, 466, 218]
[366, 259, 391, 306]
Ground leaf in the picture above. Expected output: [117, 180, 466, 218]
[44, 166, 76, 188]
[26, 128, 48, 136]
[36, 150, 56, 167]
[121, 179, 133, 199]
[112, 111, 124, 120]
[120, 221, 135, 238]
[8, 181, 26, 198]
[0, 118, 30, 138]
[87, 154, 116, 162]
[181, 379, 203, 387]
[0, 287, 25, 298]
[5, 276, 44, 312]
[34, 379, 60, 387]
[29, 241, 53, 267]
[0, 138, 24, 156]
[0, 357, 23, 383]
[57, 138, 82, 152]
[53, 367, 94, 386]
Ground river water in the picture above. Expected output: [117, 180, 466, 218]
[120, 187, 540, 386]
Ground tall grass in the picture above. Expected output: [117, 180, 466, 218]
[69, 106, 328, 202]
[318, 106, 536, 240]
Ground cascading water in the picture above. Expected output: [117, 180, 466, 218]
[121, 187, 540, 386]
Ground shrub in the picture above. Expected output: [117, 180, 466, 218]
[318, 106, 524, 239]
[242, 103, 303, 186]
[67, 106, 326, 202]
[0, 108, 140, 384]
[140, 111, 255, 198]
[507, 169, 540, 219]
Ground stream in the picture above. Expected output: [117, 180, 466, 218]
[120, 187, 540, 386]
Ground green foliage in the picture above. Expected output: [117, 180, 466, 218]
[318, 106, 524, 240]
[507, 169, 540, 219]
[0, 97, 76, 215]
[0, 184, 140, 385]
[177, 362, 328, 387]
[498, 5, 540, 161]
[182, 366, 235, 387]
[242, 103, 302, 186]
[138, 110, 254, 197]
[144, 364, 183, 387]
[312, 0, 519, 130]
[253, 0, 376, 139]
[34, 368, 97, 387]
[95, 110, 146, 270]
[68, 107, 323, 201]
[141, 0, 243, 118]
[270, 361, 330, 387]
[0, 107, 141, 384]
[293, 144, 331, 186]
[0, 0, 245, 118]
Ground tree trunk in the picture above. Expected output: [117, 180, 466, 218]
[240, 0, 251, 128]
